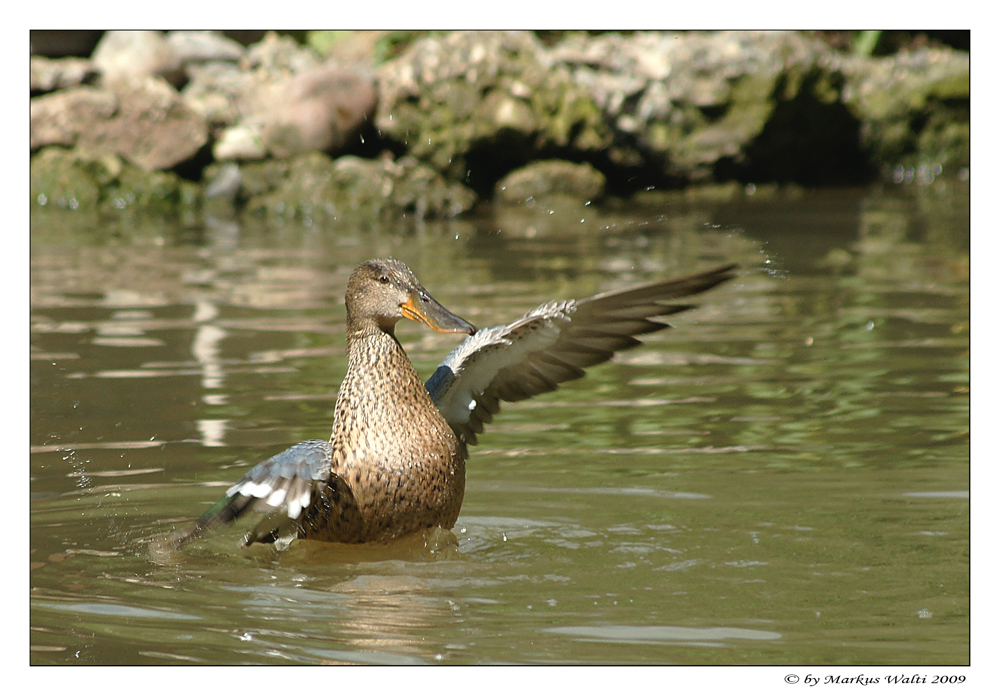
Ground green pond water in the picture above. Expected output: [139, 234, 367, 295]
[30, 184, 969, 667]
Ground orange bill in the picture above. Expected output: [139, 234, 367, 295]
[401, 291, 477, 334]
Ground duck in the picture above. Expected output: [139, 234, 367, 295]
[174, 258, 736, 548]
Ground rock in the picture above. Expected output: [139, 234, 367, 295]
[30, 78, 209, 171]
[30, 147, 106, 210]
[201, 162, 243, 216]
[376, 31, 611, 189]
[475, 89, 538, 135]
[372, 30, 889, 190]
[165, 30, 245, 65]
[181, 61, 256, 127]
[558, 31, 835, 182]
[109, 156, 201, 212]
[91, 30, 184, 86]
[495, 160, 605, 204]
[213, 124, 267, 161]
[204, 162, 242, 199]
[553, 30, 968, 185]
[29, 30, 970, 215]
[380, 156, 479, 218]
[243, 31, 321, 79]
[97, 78, 209, 170]
[31, 146, 196, 214]
[242, 152, 476, 221]
[260, 64, 377, 159]
[30, 56, 99, 93]
[842, 47, 969, 173]
[30, 87, 118, 150]
[311, 30, 390, 64]
[179, 33, 349, 152]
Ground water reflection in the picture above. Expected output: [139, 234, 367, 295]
[192, 300, 228, 445]
[544, 624, 783, 647]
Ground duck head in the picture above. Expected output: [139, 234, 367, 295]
[346, 258, 477, 336]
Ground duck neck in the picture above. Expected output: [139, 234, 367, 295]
[345, 320, 404, 367]
[348, 313, 394, 347]
[332, 320, 426, 438]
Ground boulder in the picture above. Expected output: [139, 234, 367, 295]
[165, 30, 245, 65]
[556, 31, 849, 182]
[181, 61, 258, 127]
[241, 152, 476, 221]
[30, 56, 98, 93]
[242, 31, 321, 79]
[260, 64, 377, 159]
[376, 31, 611, 190]
[213, 123, 267, 161]
[30, 78, 208, 171]
[30, 86, 118, 150]
[91, 30, 184, 86]
[30, 146, 196, 214]
[495, 160, 606, 204]
[841, 47, 969, 174]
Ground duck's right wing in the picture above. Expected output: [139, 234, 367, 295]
[172, 439, 334, 547]
[426, 264, 737, 446]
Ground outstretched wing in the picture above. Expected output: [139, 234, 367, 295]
[426, 264, 737, 445]
[172, 439, 333, 547]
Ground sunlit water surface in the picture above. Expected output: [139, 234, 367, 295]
[30, 185, 969, 665]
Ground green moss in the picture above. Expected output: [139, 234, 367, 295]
[238, 159, 293, 197]
[926, 73, 970, 102]
[373, 31, 443, 65]
[107, 164, 190, 214]
[30, 147, 197, 215]
[30, 148, 104, 210]
[243, 153, 476, 222]
[917, 108, 970, 168]
[305, 31, 352, 57]
[548, 86, 610, 151]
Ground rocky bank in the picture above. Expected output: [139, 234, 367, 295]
[30, 30, 970, 220]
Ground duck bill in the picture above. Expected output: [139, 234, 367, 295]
[401, 292, 476, 334]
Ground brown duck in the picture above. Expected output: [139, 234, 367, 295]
[177, 258, 736, 547]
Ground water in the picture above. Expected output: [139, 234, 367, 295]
[30, 184, 969, 667]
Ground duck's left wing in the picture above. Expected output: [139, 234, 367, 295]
[426, 264, 737, 446]
[171, 439, 333, 547]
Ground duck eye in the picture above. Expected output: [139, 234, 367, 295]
[378, 275, 390, 285]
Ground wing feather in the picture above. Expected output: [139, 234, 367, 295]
[427, 264, 736, 445]
[171, 439, 334, 547]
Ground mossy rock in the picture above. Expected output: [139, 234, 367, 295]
[30, 146, 196, 215]
[243, 153, 477, 221]
[495, 160, 606, 205]
[376, 31, 612, 193]
[844, 48, 969, 171]
[30, 147, 105, 210]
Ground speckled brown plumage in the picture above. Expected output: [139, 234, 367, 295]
[300, 305, 466, 542]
